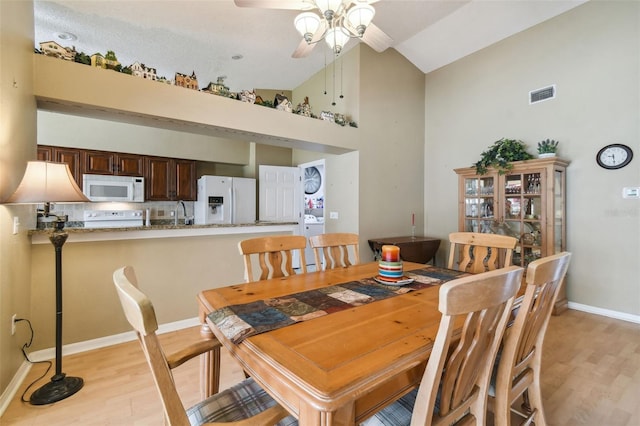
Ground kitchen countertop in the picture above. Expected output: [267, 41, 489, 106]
[29, 221, 300, 244]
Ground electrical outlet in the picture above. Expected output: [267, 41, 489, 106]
[11, 314, 16, 335]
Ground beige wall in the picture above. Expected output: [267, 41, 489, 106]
[0, 0, 37, 397]
[29, 231, 294, 348]
[424, 1, 640, 315]
[357, 47, 426, 257]
[37, 110, 252, 165]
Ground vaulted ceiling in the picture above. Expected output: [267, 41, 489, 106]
[34, 0, 586, 92]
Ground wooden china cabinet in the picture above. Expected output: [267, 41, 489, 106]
[454, 157, 570, 313]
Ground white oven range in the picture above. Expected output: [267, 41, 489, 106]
[83, 210, 143, 228]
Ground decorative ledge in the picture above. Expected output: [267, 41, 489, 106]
[33, 55, 359, 154]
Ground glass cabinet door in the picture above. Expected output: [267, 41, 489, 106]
[503, 171, 544, 268]
[463, 176, 495, 233]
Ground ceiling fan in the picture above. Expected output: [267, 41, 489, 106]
[234, 0, 393, 58]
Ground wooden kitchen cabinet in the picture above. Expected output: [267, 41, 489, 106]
[37, 146, 83, 186]
[454, 157, 569, 313]
[84, 150, 144, 176]
[145, 156, 196, 201]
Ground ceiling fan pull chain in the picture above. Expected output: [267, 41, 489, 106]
[340, 56, 344, 99]
[332, 58, 336, 106]
[324, 45, 328, 95]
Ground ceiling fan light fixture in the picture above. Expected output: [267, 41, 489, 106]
[346, 3, 375, 37]
[315, 0, 344, 21]
[294, 12, 322, 43]
[325, 26, 350, 55]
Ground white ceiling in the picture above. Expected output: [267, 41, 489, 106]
[34, 0, 587, 93]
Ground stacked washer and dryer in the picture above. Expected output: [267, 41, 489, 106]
[302, 164, 325, 267]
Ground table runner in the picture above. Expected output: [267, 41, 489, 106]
[208, 267, 466, 344]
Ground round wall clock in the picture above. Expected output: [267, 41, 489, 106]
[596, 144, 633, 169]
[304, 166, 322, 194]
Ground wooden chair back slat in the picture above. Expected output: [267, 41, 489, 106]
[410, 266, 523, 425]
[238, 235, 307, 282]
[492, 252, 571, 426]
[448, 232, 518, 273]
[308, 233, 359, 271]
[113, 266, 191, 426]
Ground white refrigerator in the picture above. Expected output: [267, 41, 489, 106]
[194, 176, 256, 224]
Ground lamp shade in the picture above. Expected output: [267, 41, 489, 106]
[325, 26, 350, 55]
[346, 3, 375, 36]
[294, 12, 321, 42]
[5, 161, 89, 204]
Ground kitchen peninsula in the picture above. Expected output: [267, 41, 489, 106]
[29, 221, 298, 244]
[28, 220, 300, 352]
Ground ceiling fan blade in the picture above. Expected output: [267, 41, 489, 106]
[362, 22, 393, 53]
[234, 0, 311, 10]
[292, 39, 316, 58]
[292, 20, 327, 58]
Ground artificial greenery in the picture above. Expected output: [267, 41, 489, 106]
[473, 138, 534, 175]
[537, 139, 559, 154]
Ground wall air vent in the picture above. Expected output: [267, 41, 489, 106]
[529, 84, 556, 104]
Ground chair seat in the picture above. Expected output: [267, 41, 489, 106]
[187, 377, 298, 425]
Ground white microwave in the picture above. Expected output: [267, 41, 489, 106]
[82, 174, 145, 202]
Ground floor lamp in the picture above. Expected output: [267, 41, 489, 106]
[5, 161, 89, 405]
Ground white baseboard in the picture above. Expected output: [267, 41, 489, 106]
[0, 316, 199, 417]
[568, 302, 640, 324]
[0, 360, 32, 417]
[26, 317, 200, 363]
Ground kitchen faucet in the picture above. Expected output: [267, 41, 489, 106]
[175, 200, 187, 225]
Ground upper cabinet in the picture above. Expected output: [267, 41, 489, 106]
[145, 156, 196, 201]
[84, 150, 144, 176]
[37, 145, 83, 186]
[39, 145, 196, 201]
[455, 158, 569, 312]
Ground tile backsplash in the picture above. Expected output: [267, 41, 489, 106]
[47, 201, 195, 222]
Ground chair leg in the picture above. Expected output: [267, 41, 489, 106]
[200, 346, 221, 398]
[524, 382, 547, 426]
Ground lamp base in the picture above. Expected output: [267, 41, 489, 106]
[29, 373, 83, 405]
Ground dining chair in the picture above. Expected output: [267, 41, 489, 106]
[238, 235, 307, 282]
[447, 232, 518, 273]
[489, 252, 572, 426]
[112, 266, 297, 426]
[308, 232, 360, 270]
[362, 265, 523, 426]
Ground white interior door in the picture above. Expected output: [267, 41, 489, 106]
[259, 165, 302, 223]
[259, 165, 303, 267]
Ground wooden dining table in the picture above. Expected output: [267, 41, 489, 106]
[197, 262, 465, 426]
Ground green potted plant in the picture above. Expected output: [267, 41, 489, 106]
[537, 139, 559, 158]
[473, 138, 534, 175]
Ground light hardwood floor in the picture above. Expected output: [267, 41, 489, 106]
[2, 309, 639, 425]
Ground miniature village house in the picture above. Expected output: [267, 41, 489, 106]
[130, 61, 157, 81]
[39, 41, 76, 61]
[175, 71, 199, 90]
[201, 76, 231, 97]
[91, 51, 121, 70]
